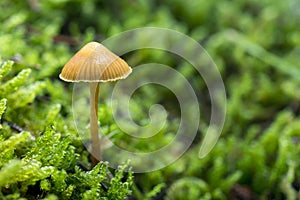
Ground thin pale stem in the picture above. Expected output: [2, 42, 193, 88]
[90, 82, 101, 166]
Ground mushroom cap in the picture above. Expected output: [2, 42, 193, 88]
[59, 42, 132, 82]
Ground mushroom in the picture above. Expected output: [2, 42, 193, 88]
[59, 42, 132, 166]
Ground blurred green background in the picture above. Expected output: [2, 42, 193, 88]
[1, 0, 300, 199]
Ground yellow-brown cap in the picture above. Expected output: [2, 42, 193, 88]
[59, 42, 132, 82]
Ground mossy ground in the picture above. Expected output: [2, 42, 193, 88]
[1, 0, 300, 199]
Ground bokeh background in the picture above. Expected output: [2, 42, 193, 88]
[1, 0, 300, 199]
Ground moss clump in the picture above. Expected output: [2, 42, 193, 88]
[0, 60, 132, 199]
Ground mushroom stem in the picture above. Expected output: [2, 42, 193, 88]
[90, 82, 101, 166]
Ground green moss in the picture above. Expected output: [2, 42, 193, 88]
[0, 0, 300, 199]
[0, 60, 133, 199]
[0, 99, 6, 122]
